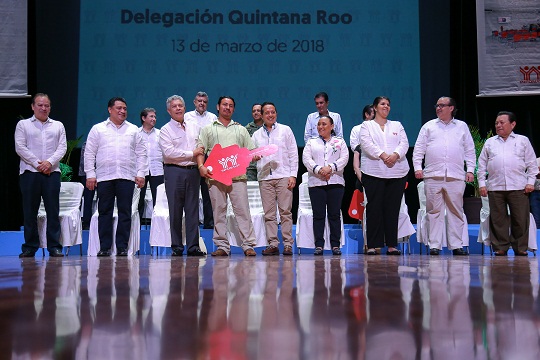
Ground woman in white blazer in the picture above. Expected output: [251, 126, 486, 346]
[360, 96, 409, 255]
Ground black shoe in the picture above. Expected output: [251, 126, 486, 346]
[366, 248, 378, 255]
[332, 247, 342, 255]
[49, 249, 64, 257]
[187, 248, 207, 256]
[171, 248, 184, 256]
[117, 249, 128, 256]
[19, 250, 36, 258]
[429, 248, 440, 255]
[314, 247, 323, 255]
[452, 248, 468, 256]
[386, 248, 402, 255]
[97, 250, 110, 257]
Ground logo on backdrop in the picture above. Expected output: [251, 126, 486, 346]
[519, 66, 540, 83]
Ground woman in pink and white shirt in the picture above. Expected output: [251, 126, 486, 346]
[302, 115, 349, 255]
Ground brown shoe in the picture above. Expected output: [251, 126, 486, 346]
[262, 246, 279, 256]
[494, 250, 507, 256]
[211, 249, 229, 257]
[244, 248, 256, 256]
[515, 250, 528, 256]
[283, 245, 293, 256]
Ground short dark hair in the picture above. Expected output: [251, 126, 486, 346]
[218, 96, 235, 106]
[362, 104, 373, 120]
[314, 92, 329, 102]
[440, 96, 458, 117]
[108, 97, 127, 108]
[140, 107, 156, 124]
[497, 110, 517, 123]
[32, 93, 50, 105]
[319, 115, 336, 136]
[261, 102, 276, 112]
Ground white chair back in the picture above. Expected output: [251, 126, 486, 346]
[417, 181, 426, 211]
[153, 184, 168, 214]
[59, 182, 84, 214]
[246, 181, 264, 214]
[298, 173, 312, 211]
[481, 196, 490, 212]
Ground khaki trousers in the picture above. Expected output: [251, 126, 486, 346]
[208, 180, 256, 253]
[259, 178, 294, 247]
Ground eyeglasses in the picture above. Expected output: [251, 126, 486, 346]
[434, 104, 451, 109]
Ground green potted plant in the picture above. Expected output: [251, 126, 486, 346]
[60, 136, 83, 182]
[463, 125, 493, 223]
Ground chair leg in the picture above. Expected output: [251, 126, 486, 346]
[66, 247, 70, 256]
[42, 248, 45, 257]
[79, 244, 82, 256]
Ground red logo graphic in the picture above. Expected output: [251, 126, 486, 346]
[204, 144, 278, 185]
[519, 66, 540, 83]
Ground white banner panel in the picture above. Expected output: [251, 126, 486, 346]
[0, 0, 27, 97]
[476, 0, 540, 96]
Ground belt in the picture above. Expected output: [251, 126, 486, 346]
[164, 164, 197, 170]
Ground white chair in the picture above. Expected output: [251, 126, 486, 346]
[477, 195, 537, 254]
[362, 187, 415, 254]
[295, 173, 345, 251]
[142, 186, 204, 224]
[143, 188, 153, 220]
[87, 186, 141, 256]
[416, 182, 429, 249]
[416, 181, 469, 251]
[227, 181, 268, 247]
[148, 184, 207, 254]
[37, 182, 84, 255]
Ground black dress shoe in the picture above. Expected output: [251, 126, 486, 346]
[386, 248, 402, 255]
[117, 249, 128, 256]
[313, 247, 324, 255]
[171, 248, 184, 256]
[49, 249, 64, 257]
[97, 250, 110, 257]
[187, 249, 207, 256]
[19, 250, 36, 258]
[452, 248, 468, 256]
[429, 248, 440, 255]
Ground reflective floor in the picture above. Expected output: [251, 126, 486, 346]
[1, 254, 540, 359]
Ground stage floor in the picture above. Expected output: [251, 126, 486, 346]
[1, 254, 539, 358]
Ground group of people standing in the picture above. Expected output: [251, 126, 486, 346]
[14, 92, 539, 258]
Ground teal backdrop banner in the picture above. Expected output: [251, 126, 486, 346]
[78, 0, 421, 143]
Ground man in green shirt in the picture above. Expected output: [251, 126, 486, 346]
[197, 96, 260, 256]
[245, 103, 262, 181]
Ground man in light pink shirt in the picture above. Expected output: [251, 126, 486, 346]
[413, 97, 475, 256]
